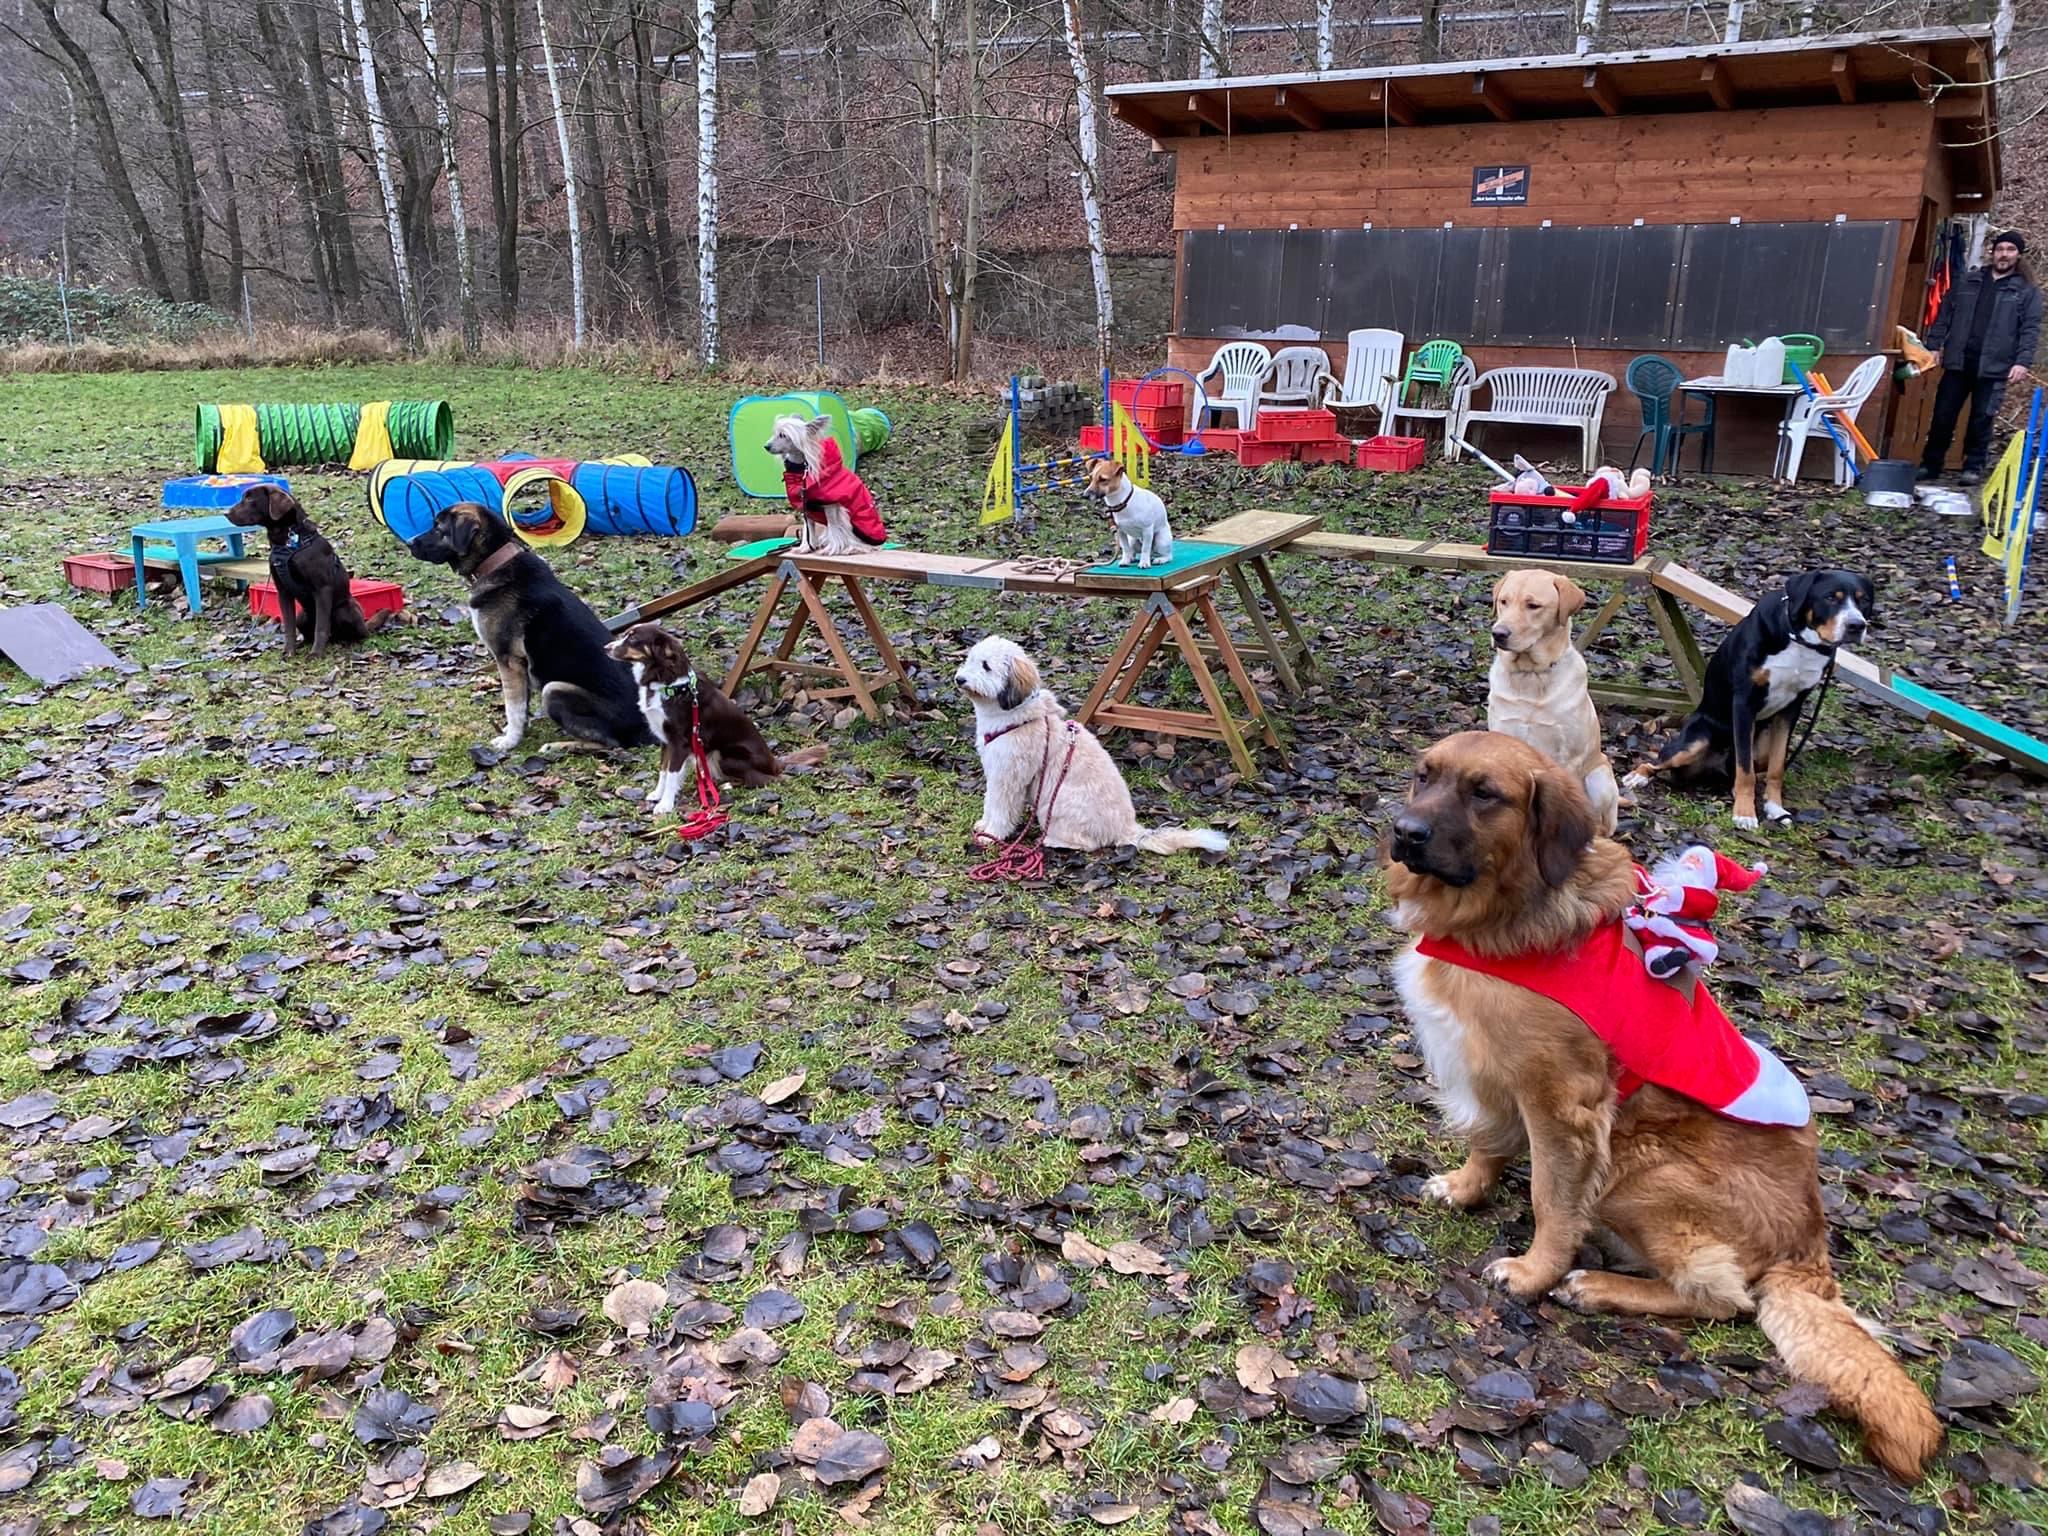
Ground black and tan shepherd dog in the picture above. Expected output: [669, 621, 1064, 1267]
[225, 485, 392, 657]
[604, 623, 824, 814]
[406, 502, 650, 754]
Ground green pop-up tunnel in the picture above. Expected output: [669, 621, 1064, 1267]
[728, 391, 892, 498]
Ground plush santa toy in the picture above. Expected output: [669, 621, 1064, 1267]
[1566, 464, 1653, 515]
[1626, 845, 1767, 980]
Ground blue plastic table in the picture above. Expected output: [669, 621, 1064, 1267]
[129, 515, 248, 614]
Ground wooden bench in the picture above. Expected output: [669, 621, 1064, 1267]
[1452, 366, 1617, 473]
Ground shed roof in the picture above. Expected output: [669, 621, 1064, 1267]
[1107, 26, 1997, 202]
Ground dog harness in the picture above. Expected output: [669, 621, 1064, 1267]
[783, 437, 886, 545]
[1413, 919, 1810, 1127]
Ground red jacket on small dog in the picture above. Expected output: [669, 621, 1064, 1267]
[783, 438, 886, 545]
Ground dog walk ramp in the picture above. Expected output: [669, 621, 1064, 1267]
[1649, 560, 2048, 777]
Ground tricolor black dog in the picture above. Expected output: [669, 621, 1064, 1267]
[1625, 569, 1872, 830]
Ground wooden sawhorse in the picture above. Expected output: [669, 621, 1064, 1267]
[1293, 531, 1709, 713]
[1190, 511, 1321, 697]
[1076, 580, 1279, 777]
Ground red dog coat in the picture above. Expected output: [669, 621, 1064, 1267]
[784, 437, 886, 546]
[1414, 920, 1809, 1127]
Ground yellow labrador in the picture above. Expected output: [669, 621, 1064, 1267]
[1486, 570, 1619, 834]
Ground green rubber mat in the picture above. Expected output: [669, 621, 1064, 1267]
[1082, 539, 1239, 579]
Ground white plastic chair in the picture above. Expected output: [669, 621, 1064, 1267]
[1319, 328, 1405, 425]
[1195, 342, 1274, 431]
[1259, 346, 1333, 412]
[1387, 356, 1476, 458]
[1776, 354, 1886, 485]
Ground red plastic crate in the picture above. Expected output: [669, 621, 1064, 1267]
[63, 553, 135, 594]
[249, 577, 407, 622]
[1253, 409, 1339, 444]
[1236, 439, 1300, 468]
[1128, 403, 1185, 443]
[1190, 426, 1241, 454]
[1357, 436, 1428, 472]
[1486, 486, 1653, 564]
[1078, 425, 1108, 453]
[1296, 440, 1354, 465]
[1111, 378, 1185, 411]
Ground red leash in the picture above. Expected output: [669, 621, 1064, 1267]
[673, 672, 729, 843]
[969, 718, 1079, 882]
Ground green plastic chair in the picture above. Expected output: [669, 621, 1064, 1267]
[1398, 340, 1465, 406]
[1626, 354, 1715, 479]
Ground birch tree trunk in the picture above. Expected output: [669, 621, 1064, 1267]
[1993, 0, 2014, 78]
[343, 0, 420, 345]
[1722, 2, 1744, 44]
[953, 0, 984, 380]
[534, 0, 588, 345]
[1575, 0, 1602, 55]
[920, 0, 956, 365]
[1197, 0, 1223, 79]
[1061, 0, 1113, 377]
[421, 0, 479, 353]
[1315, 0, 1333, 71]
[695, 0, 720, 362]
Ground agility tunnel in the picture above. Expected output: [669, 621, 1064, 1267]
[196, 401, 454, 474]
[369, 454, 697, 548]
[728, 390, 892, 498]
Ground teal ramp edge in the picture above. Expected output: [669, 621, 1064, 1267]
[1884, 674, 2048, 774]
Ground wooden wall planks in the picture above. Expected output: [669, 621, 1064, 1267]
[1168, 102, 1935, 232]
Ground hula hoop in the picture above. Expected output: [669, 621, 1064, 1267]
[1129, 367, 1211, 454]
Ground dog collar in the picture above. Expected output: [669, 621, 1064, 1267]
[469, 543, 522, 584]
[982, 719, 1031, 745]
[1103, 488, 1134, 515]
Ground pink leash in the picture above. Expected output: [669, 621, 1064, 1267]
[969, 719, 1079, 882]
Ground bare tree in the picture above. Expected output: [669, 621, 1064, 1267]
[1723, 1, 1744, 44]
[478, 0, 523, 322]
[1197, 0, 1223, 78]
[1576, 0, 1604, 55]
[95, 0, 212, 302]
[1315, 0, 1334, 71]
[343, 0, 423, 346]
[696, 0, 721, 361]
[535, 0, 588, 344]
[196, 7, 245, 309]
[24, 0, 174, 299]
[1060, 0, 1113, 375]
[953, 0, 985, 379]
[421, 0, 479, 352]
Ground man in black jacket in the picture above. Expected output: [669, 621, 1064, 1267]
[1919, 230, 2041, 486]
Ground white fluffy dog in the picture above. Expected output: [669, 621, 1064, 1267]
[956, 636, 1228, 856]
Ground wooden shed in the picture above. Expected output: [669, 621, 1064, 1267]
[1106, 27, 2000, 473]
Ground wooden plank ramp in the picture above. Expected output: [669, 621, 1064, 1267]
[1288, 527, 2048, 776]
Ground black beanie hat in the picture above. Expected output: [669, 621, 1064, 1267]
[1993, 229, 2027, 253]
